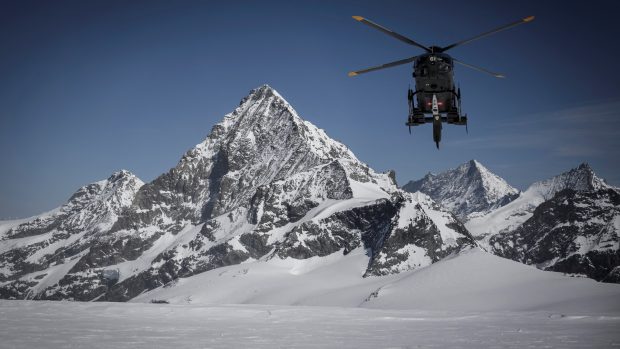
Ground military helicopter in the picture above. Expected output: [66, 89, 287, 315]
[349, 15, 535, 148]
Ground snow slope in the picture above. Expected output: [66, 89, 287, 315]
[466, 182, 548, 240]
[364, 248, 620, 313]
[133, 247, 391, 307]
[135, 248, 620, 314]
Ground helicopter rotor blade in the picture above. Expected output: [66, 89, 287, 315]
[453, 59, 505, 78]
[441, 15, 535, 52]
[352, 16, 431, 53]
[348, 56, 418, 77]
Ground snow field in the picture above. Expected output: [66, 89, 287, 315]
[1, 300, 619, 349]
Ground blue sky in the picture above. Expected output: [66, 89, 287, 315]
[1, 0, 619, 218]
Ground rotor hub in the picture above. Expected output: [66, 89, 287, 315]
[429, 46, 444, 53]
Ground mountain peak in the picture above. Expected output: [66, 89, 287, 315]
[253, 83, 275, 93]
[402, 160, 519, 220]
[469, 159, 482, 168]
[243, 84, 277, 103]
[107, 169, 139, 183]
[132, 85, 359, 222]
[528, 163, 609, 199]
[69, 170, 144, 207]
[183, 85, 354, 167]
[464, 159, 491, 175]
[236, 84, 294, 119]
[577, 162, 591, 170]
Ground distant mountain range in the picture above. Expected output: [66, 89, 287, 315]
[0, 85, 617, 304]
[403, 161, 620, 283]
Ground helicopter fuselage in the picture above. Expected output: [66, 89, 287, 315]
[413, 52, 456, 114]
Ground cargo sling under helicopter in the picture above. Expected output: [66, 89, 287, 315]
[348, 15, 535, 148]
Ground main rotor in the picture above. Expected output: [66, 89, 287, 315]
[348, 15, 535, 78]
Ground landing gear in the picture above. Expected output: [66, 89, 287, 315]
[407, 87, 414, 116]
[407, 87, 424, 134]
[407, 110, 424, 134]
[406, 90, 468, 149]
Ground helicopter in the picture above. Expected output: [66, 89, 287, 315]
[348, 15, 535, 148]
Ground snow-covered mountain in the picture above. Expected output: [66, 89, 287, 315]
[402, 161, 619, 283]
[467, 163, 609, 238]
[464, 163, 619, 282]
[489, 186, 619, 282]
[0, 85, 474, 301]
[481, 165, 619, 282]
[0, 171, 144, 298]
[402, 160, 519, 220]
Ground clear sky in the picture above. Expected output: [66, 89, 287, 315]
[1, 0, 619, 219]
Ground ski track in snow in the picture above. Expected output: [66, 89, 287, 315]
[0, 300, 619, 349]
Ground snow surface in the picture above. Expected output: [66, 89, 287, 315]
[1, 300, 619, 349]
[2, 249, 619, 348]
